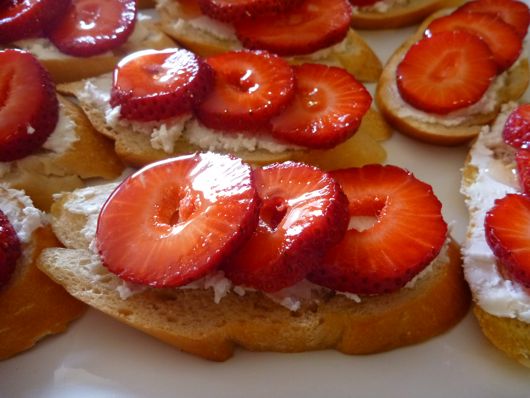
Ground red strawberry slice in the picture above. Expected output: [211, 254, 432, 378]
[396, 31, 496, 115]
[96, 153, 260, 288]
[234, 0, 352, 56]
[222, 162, 348, 292]
[454, 0, 530, 39]
[426, 12, 523, 72]
[0, 210, 22, 289]
[197, 0, 303, 23]
[516, 149, 530, 195]
[110, 48, 214, 122]
[0, 49, 58, 161]
[308, 164, 448, 295]
[270, 64, 371, 149]
[48, 0, 136, 57]
[0, 0, 70, 44]
[502, 104, 530, 149]
[196, 50, 294, 131]
[485, 194, 530, 288]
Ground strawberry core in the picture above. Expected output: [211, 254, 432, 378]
[154, 186, 199, 227]
[429, 51, 460, 80]
[347, 196, 386, 232]
[300, 87, 326, 112]
[260, 197, 288, 230]
[226, 69, 259, 94]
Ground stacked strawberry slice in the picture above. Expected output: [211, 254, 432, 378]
[0, 210, 22, 289]
[485, 104, 530, 289]
[96, 153, 448, 296]
[0, 49, 59, 161]
[396, 0, 529, 114]
[0, 0, 137, 57]
[188, 0, 353, 56]
[111, 48, 372, 149]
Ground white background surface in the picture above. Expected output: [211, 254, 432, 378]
[2, 8, 530, 398]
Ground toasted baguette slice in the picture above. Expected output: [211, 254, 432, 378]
[57, 75, 391, 169]
[0, 186, 86, 360]
[36, 183, 470, 361]
[376, 11, 530, 146]
[461, 103, 530, 367]
[350, 0, 462, 29]
[156, 0, 382, 82]
[0, 95, 124, 211]
[12, 12, 176, 83]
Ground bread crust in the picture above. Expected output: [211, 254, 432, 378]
[350, 0, 462, 30]
[0, 193, 86, 360]
[1, 95, 124, 210]
[156, 0, 382, 82]
[473, 305, 530, 367]
[36, 184, 470, 361]
[376, 11, 530, 146]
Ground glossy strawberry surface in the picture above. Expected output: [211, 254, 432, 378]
[271, 64, 371, 149]
[396, 31, 496, 114]
[485, 193, 530, 289]
[309, 164, 448, 295]
[0, 0, 70, 43]
[235, 0, 352, 56]
[96, 153, 260, 288]
[0, 49, 58, 161]
[48, 0, 136, 57]
[223, 161, 348, 292]
[111, 48, 214, 121]
[196, 50, 294, 131]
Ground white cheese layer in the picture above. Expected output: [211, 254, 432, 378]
[461, 102, 530, 323]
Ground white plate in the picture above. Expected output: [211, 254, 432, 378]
[2, 12, 530, 398]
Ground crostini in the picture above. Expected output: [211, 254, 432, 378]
[0, 49, 124, 210]
[38, 154, 470, 361]
[0, 0, 176, 83]
[156, 0, 383, 82]
[376, 0, 529, 145]
[58, 48, 391, 170]
[0, 185, 85, 360]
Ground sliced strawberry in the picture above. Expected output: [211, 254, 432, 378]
[196, 50, 294, 131]
[502, 104, 530, 149]
[308, 164, 448, 295]
[396, 31, 496, 115]
[485, 194, 530, 288]
[426, 12, 523, 72]
[516, 149, 530, 195]
[270, 64, 371, 149]
[0, 0, 70, 44]
[110, 48, 214, 122]
[234, 0, 352, 56]
[48, 0, 136, 57]
[455, 0, 530, 39]
[197, 0, 303, 23]
[0, 210, 22, 289]
[96, 153, 260, 288]
[0, 49, 58, 161]
[222, 162, 348, 292]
